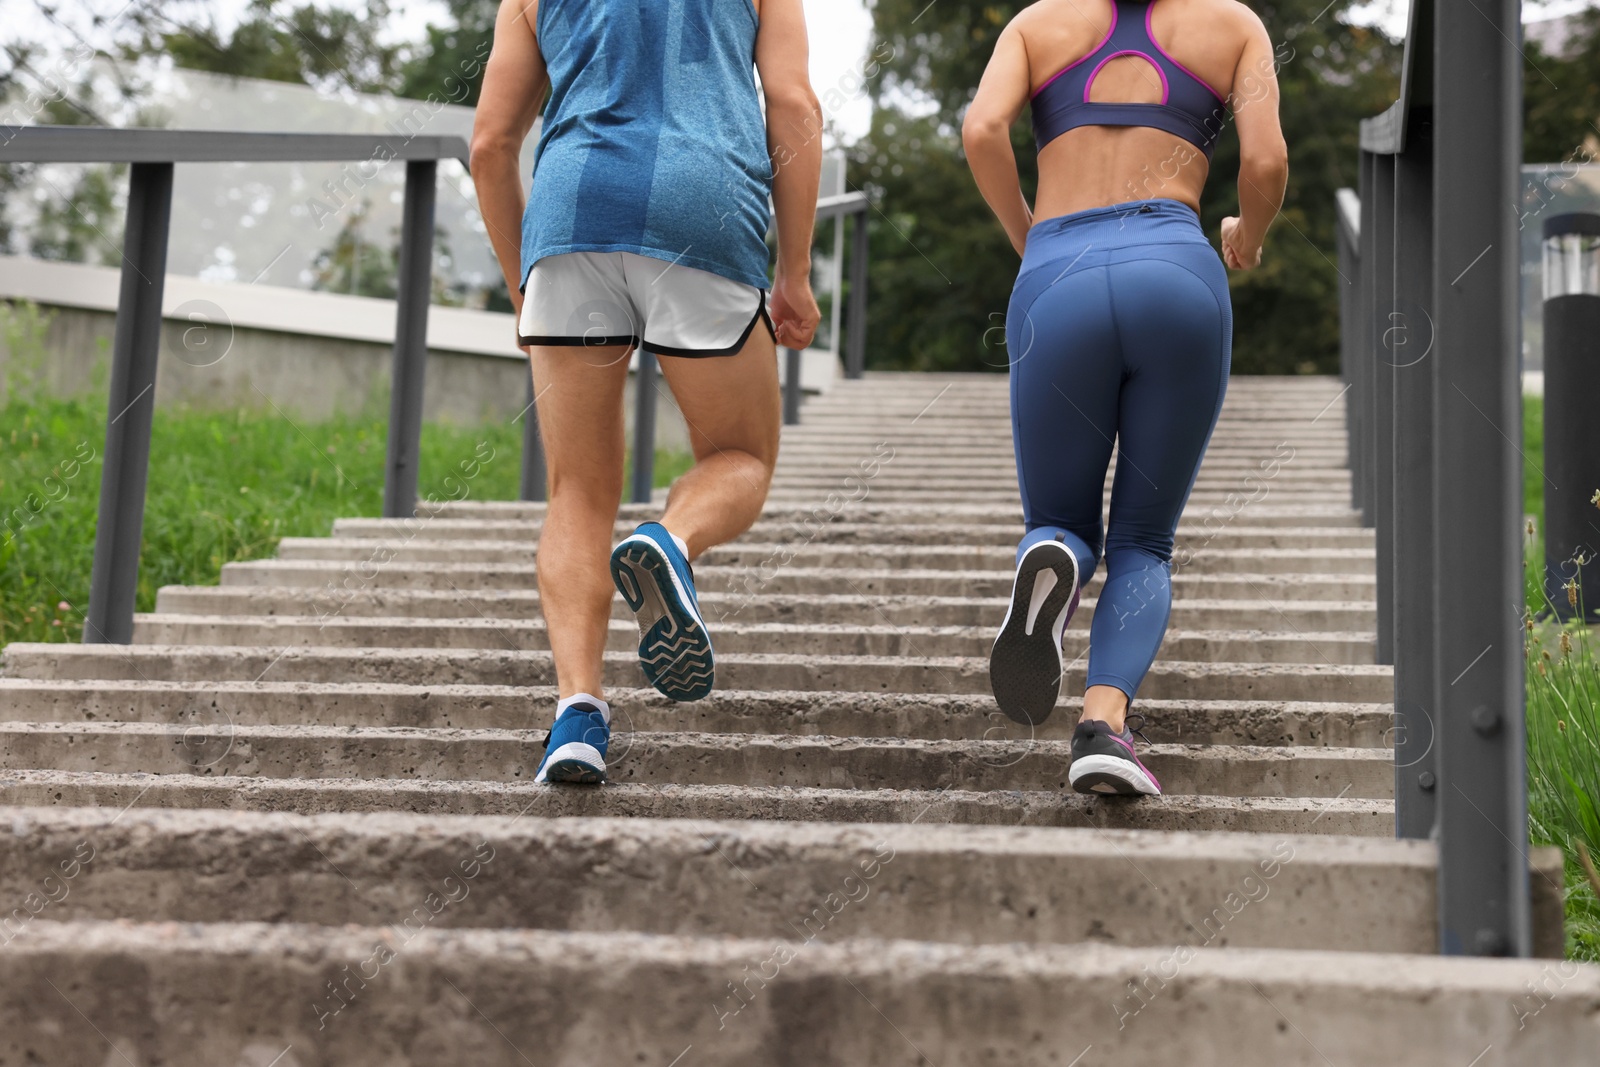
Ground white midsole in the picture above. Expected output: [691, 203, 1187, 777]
[616, 531, 713, 654]
[1068, 753, 1160, 795]
[536, 741, 605, 783]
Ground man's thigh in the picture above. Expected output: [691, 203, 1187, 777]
[656, 325, 781, 465]
[528, 345, 633, 491]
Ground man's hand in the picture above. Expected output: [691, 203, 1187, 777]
[1221, 216, 1262, 271]
[770, 270, 821, 350]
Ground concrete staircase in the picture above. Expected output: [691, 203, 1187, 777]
[1, 373, 1594, 1064]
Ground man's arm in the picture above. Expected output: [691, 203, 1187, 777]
[469, 0, 547, 328]
[962, 24, 1033, 256]
[1220, 11, 1288, 271]
[754, 0, 823, 349]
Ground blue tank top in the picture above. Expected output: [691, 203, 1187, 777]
[520, 0, 774, 291]
[1030, 0, 1229, 160]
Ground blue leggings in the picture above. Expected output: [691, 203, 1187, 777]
[1005, 199, 1231, 700]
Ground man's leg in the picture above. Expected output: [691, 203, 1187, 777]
[528, 344, 633, 699]
[654, 326, 782, 558]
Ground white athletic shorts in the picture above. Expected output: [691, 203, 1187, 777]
[518, 251, 773, 357]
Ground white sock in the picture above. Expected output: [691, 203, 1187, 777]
[556, 692, 610, 726]
[668, 531, 689, 558]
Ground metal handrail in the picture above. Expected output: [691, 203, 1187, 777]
[1339, 0, 1530, 957]
[0, 124, 466, 644]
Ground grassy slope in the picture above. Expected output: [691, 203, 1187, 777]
[0, 395, 690, 647]
[1522, 394, 1600, 961]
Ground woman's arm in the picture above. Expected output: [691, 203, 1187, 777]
[962, 24, 1034, 256]
[1221, 12, 1288, 271]
[469, 0, 547, 324]
[755, 0, 824, 349]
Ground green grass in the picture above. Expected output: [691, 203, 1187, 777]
[1521, 392, 1600, 961]
[0, 393, 691, 647]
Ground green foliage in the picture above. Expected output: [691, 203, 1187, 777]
[127, 0, 404, 94]
[855, 0, 1405, 373]
[395, 0, 498, 107]
[1524, 9, 1600, 164]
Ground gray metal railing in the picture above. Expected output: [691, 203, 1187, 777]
[0, 124, 468, 646]
[1338, 0, 1531, 956]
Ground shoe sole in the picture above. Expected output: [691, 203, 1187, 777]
[610, 533, 715, 702]
[989, 540, 1079, 725]
[1068, 753, 1161, 796]
[536, 741, 607, 784]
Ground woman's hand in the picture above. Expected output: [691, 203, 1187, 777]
[1221, 216, 1262, 271]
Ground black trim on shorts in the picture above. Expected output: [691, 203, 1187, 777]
[517, 333, 641, 348]
[642, 290, 775, 359]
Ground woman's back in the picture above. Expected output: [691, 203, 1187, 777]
[1009, 0, 1268, 218]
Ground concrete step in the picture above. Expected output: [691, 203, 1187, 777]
[3, 921, 1589, 1066]
[0, 769, 1394, 833]
[128, 615, 1379, 665]
[155, 586, 1380, 633]
[0, 722, 1394, 797]
[420, 500, 1366, 527]
[330, 517, 1375, 549]
[1, 645, 1394, 702]
[0, 808, 1562, 955]
[0, 680, 1394, 746]
[271, 538, 1376, 577]
[217, 559, 1378, 600]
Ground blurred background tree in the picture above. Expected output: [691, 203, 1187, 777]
[855, 0, 1404, 374]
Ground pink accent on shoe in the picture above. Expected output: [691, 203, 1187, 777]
[1108, 730, 1162, 790]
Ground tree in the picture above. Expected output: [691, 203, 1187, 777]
[854, 0, 1402, 374]
[1523, 8, 1600, 164]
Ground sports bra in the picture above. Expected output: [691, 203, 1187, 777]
[1030, 0, 1229, 160]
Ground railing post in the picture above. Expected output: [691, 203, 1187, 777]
[1354, 152, 1376, 527]
[631, 348, 657, 504]
[1392, 114, 1438, 839]
[846, 208, 868, 379]
[1371, 155, 1397, 664]
[85, 161, 174, 645]
[1336, 189, 1360, 508]
[519, 370, 547, 501]
[1432, 0, 1528, 957]
[383, 159, 436, 519]
[783, 346, 803, 425]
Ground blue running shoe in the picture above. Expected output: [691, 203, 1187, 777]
[609, 522, 714, 701]
[534, 699, 610, 784]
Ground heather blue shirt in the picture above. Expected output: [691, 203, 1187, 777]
[520, 0, 774, 291]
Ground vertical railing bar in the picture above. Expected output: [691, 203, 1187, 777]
[519, 369, 547, 502]
[383, 159, 436, 520]
[85, 160, 174, 645]
[1372, 156, 1398, 664]
[631, 347, 657, 504]
[1355, 152, 1377, 528]
[846, 207, 869, 379]
[1432, 0, 1529, 957]
[783, 346, 803, 425]
[1393, 112, 1437, 839]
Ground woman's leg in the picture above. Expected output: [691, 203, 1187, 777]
[1083, 253, 1232, 730]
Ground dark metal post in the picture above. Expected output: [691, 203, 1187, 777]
[1432, 0, 1529, 957]
[1336, 189, 1360, 507]
[85, 162, 174, 645]
[631, 348, 657, 504]
[845, 209, 868, 379]
[783, 347, 803, 425]
[519, 369, 547, 501]
[1541, 213, 1600, 622]
[384, 160, 436, 519]
[1392, 115, 1438, 838]
[1354, 152, 1376, 526]
[1371, 156, 1397, 664]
